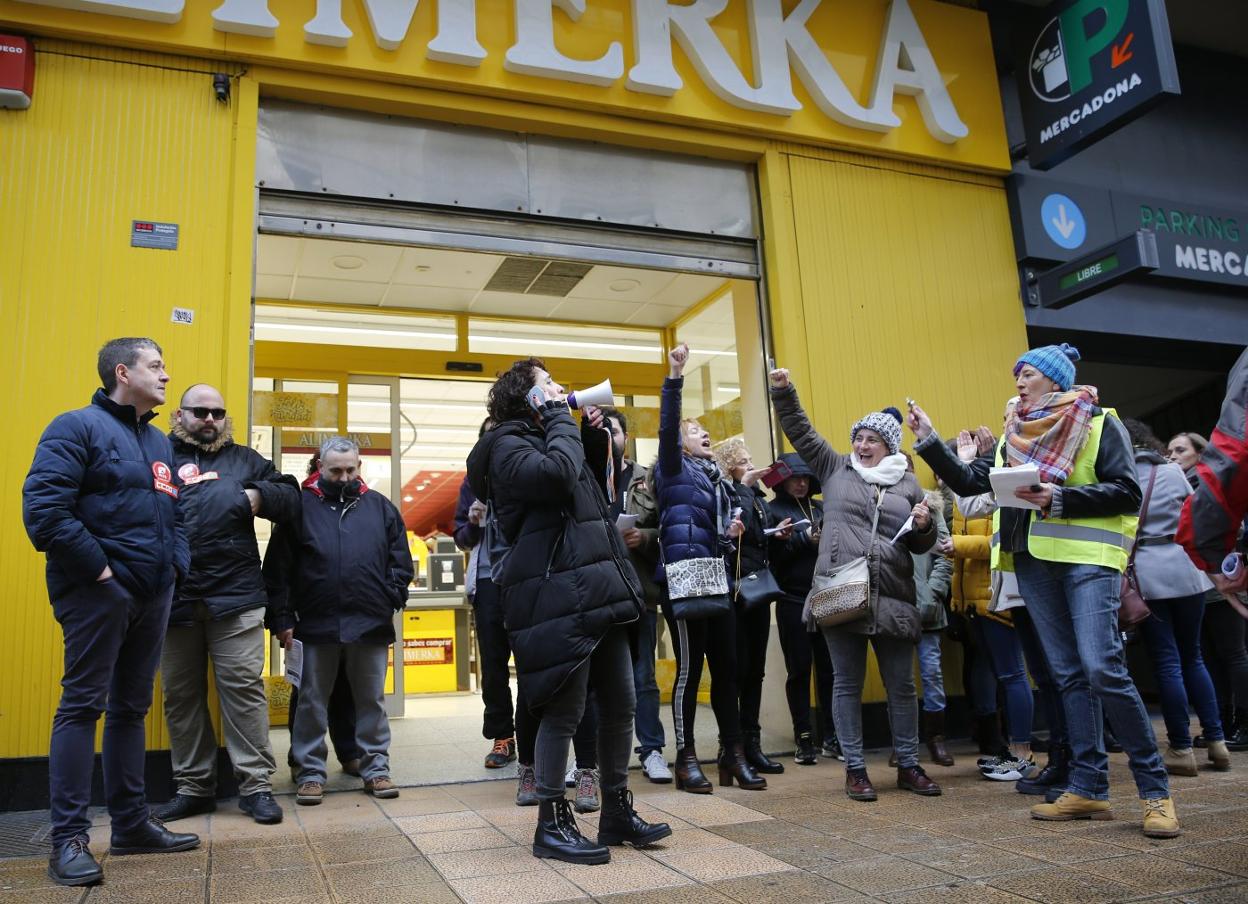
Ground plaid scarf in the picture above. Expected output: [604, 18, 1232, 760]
[1003, 386, 1099, 484]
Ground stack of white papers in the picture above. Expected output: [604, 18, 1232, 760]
[990, 464, 1043, 510]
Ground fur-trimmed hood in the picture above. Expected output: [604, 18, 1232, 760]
[170, 415, 235, 453]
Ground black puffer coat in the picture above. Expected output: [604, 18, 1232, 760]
[466, 405, 642, 709]
[769, 489, 825, 605]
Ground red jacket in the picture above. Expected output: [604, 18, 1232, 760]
[1178, 346, 1248, 571]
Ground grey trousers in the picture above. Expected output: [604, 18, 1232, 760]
[823, 630, 920, 771]
[292, 643, 390, 784]
[535, 625, 635, 801]
[160, 604, 276, 797]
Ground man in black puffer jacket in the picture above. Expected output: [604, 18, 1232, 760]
[152, 383, 299, 827]
[263, 436, 414, 807]
[466, 357, 668, 867]
[23, 337, 197, 887]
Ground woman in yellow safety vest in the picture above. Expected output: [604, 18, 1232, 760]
[905, 343, 1180, 841]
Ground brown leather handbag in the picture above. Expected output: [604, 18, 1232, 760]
[1118, 465, 1158, 631]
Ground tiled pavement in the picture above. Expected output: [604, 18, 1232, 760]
[2, 739, 1247, 903]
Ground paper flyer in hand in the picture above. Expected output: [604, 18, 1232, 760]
[285, 638, 304, 689]
[990, 464, 1043, 510]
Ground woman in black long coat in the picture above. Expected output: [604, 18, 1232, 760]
[466, 358, 669, 866]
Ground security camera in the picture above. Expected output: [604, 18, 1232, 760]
[213, 73, 230, 104]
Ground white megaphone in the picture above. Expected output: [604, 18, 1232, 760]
[568, 379, 614, 410]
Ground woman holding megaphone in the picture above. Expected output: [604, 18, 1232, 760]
[466, 357, 670, 865]
[655, 343, 766, 793]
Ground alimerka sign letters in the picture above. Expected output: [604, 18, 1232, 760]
[1017, 0, 1179, 170]
[14, 0, 969, 143]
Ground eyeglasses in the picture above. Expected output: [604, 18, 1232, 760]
[182, 407, 227, 420]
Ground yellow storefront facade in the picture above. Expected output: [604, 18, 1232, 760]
[0, 0, 1027, 795]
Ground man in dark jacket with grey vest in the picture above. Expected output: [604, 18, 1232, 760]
[23, 337, 198, 887]
[153, 383, 299, 827]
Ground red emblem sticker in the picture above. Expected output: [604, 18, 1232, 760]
[178, 463, 200, 481]
[153, 461, 178, 498]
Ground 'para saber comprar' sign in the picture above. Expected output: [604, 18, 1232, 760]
[1017, 0, 1179, 170]
[0, 34, 33, 109]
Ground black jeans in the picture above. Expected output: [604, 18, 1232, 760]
[735, 601, 770, 734]
[516, 686, 598, 769]
[49, 580, 172, 846]
[534, 626, 634, 800]
[775, 599, 834, 740]
[664, 605, 741, 749]
[1203, 595, 1248, 716]
[287, 658, 362, 767]
[473, 578, 516, 741]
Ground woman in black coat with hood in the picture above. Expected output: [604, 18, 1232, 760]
[466, 358, 670, 865]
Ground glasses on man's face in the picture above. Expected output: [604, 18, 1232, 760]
[182, 407, 227, 420]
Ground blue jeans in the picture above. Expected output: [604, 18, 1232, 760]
[1014, 607, 1068, 747]
[631, 609, 665, 757]
[1015, 554, 1168, 801]
[49, 579, 173, 846]
[1140, 594, 1224, 748]
[917, 632, 946, 713]
[974, 616, 1033, 744]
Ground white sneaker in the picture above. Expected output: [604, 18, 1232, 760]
[564, 765, 577, 788]
[982, 756, 1037, 782]
[642, 750, 673, 784]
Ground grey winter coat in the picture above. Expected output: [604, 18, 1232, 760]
[1133, 450, 1213, 601]
[771, 385, 937, 642]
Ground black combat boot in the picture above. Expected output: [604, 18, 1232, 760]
[597, 789, 672, 848]
[532, 798, 609, 865]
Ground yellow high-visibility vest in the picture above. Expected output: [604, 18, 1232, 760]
[991, 409, 1138, 574]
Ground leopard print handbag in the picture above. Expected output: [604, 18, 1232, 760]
[664, 557, 731, 620]
[806, 487, 886, 628]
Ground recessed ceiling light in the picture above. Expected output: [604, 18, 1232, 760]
[332, 255, 365, 270]
[403, 495, 413, 502]
[412, 264, 431, 272]
[416, 486, 427, 492]
[430, 472, 442, 478]
[609, 278, 641, 293]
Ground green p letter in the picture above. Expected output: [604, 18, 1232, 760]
[1058, 0, 1129, 95]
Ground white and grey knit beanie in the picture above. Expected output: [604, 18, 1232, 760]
[850, 412, 902, 455]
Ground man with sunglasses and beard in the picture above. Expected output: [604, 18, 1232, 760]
[153, 384, 299, 826]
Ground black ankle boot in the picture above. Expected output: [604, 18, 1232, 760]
[743, 731, 784, 774]
[1017, 745, 1070, 795]
[1227, 712, 1248, 751]
[598, 789, 672, 848]
[674, 746, 712, 794]
[718, 741, 767, 790]
[533, 798, 609, 865]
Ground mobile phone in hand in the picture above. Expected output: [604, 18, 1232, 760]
[527, 385, 546, 412]
[760, 460, 793, 488]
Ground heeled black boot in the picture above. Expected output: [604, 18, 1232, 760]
[533, 798, 609, 865]
[718, 741, 767, 790]
[674, 746, 712, 794]
[598, 789, 673, 848]
[743, 731, 784, 774]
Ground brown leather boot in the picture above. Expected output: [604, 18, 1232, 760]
[845, 768, 877, 802]
[924, 711, 955, 767]
[897, 764, 942, 796]
[718, 742, 767, 790]
[674, 747, 712, 794]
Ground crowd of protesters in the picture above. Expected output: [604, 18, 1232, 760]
[21, 336, 1248, 884]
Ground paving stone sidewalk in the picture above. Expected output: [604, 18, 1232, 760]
[2, 738, 1247, 903]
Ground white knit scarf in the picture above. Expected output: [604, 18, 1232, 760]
[851, 452, 908, 487]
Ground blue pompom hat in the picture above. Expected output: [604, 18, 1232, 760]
[1014, 342, 1081, 392]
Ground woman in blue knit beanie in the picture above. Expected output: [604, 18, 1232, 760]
[905, 342, 1182, 840]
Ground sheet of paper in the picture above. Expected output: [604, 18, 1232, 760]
[990, 464, 1043, 510]
[764, 518, 811, 536]
[615, 513, 639, 533]
[284, 639, 303, 689]
[889, 515, 915, 545]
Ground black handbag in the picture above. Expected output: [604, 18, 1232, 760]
[734, 540, 782, 612]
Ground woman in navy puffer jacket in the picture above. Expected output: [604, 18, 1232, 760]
[655, 343, 766, 794]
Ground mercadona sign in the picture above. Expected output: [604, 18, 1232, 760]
[1017, 0, 1179, 170]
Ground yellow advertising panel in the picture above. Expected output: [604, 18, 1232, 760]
[253, 390, 338, 428]
[0, 0, 1009, 170]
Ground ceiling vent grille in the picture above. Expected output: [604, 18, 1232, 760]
[483, 257, 592, 297]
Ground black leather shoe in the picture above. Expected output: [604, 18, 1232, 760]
[1017, 747, 1070, 796]
[48, 835, 103, 887]
[597, 789, 672, 848]
[150, 793, 216, 822]
[239, 791, 284, 824]
[110, 817, 200, 855]
[533, 798, 610, 865]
